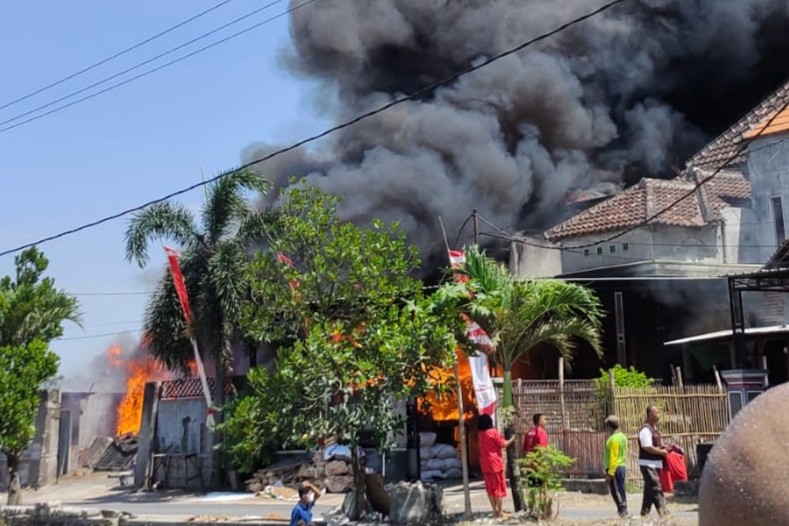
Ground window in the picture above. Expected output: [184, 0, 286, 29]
[772, 196, 785, 245]
[597, 247, 603, 255]
[583, 249, 589, 257]
[623, 243, 629, 251]
[610, 245, 616, 253]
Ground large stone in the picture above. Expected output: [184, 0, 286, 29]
[388, 481, 443, 525]
[325, 460, 352, 477]
[326, 474, 355, 493]
[699, 383, 789, 525]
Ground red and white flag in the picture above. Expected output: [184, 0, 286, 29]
[449, 249, 497, 416]
[163, 246, 215, 427]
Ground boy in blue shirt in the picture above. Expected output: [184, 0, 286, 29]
[291, 481, 322, 526]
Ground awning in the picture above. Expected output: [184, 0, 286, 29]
[663, 325, 789, 347]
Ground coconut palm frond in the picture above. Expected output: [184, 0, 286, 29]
[125, 202, 198, 267]
[202, 169, 271, 243]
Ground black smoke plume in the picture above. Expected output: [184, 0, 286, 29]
[242, 0, 789, 260]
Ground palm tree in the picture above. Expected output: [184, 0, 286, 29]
[125, 169, 271, 424]
[462, 246, 603, 511]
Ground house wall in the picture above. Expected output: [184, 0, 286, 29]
[153, 398, 213, 488]
[746, 135, 789, 263]
[509, 237, 562, 278]
[557, 225, 723, 275]
[0, 390, 60, 490]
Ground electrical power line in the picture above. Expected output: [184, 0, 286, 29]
[0, 0, 292, 132]
[0, 0, 629, 258]
[56, 329, 142, 342]
[0, 0, 241, 112]
[71, 291, 153, 297]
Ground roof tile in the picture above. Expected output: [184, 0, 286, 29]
[686, 83, 789, 170]
[545, 172, 750, 241]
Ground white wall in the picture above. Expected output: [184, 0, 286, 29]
[746, 135, 789, 263]
[556, 224, 723, 275]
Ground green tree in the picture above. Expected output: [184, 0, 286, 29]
[124, 169, 271, 403]
[0, 247, 81, 505]
[232, 183, 460, 519]
[462, 246, 603, 512]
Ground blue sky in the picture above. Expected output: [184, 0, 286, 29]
[0, 0, 328, 377]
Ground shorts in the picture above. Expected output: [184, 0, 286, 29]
[483, 470, 507, 498]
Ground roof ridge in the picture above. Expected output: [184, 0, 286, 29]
[686, 79, 789, 170]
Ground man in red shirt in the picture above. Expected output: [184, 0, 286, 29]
[523, 413, 548, 454]
[523, 413, 548, 487]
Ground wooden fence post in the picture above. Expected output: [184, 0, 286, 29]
[608, 369, 616, 416]
[713, 366, 723, 393]
[559, 357, 566, 430]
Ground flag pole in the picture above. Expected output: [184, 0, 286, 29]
[438, 217, 472, 518]
[163, 246, 216, 428]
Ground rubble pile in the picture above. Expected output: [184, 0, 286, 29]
[419, 432, 463, 481]
[246, 444, 359, 495]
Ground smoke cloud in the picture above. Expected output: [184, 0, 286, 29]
[243, 0, 789, 258]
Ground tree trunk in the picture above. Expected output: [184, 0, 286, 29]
[212, 357, 228, 487]
[6, 452, 22, 505]
[349, 447, 369, 521]
[503, 369, 524, 512]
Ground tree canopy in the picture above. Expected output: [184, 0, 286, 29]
[0, 247, 80, 505]
[225, 184, 462, 518]
[124, 169, 271, 374]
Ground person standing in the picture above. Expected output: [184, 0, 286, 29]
[522, 413, 548, 455]
[478, 414, 516, 518]
[603, 415, 628, 518]
[522, 413, 548, 487]
[638, 405, 669, 518]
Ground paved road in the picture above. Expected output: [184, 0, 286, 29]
[56, 492, 338, 520]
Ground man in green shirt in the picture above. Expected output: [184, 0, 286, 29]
[604, 415, 628, 518]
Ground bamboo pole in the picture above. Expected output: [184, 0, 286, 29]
[559, 357, 567, 430]
[454, 360, 472, 517]
[439, 216, 471, 517]
[713, 366, 723, 392]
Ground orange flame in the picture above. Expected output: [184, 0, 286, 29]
[420, 349, 476, 422]
[106, 345, 172, 436]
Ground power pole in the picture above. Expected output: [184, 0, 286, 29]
[472, 208, 479, 245]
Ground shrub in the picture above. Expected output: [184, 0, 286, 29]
[518, 445, 576, 520]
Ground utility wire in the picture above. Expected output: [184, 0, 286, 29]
[0, 0, 289, 130]
[0, 0, 629, 258]
[71, 291, 154, 297]
[0, 0, 240, 112]
[56, 330, 142, 342]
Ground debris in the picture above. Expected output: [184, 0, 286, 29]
[389, 481, 443, 525]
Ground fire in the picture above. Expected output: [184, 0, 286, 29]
[106, 345, 123, 368]
[420, 349, 476, 422]
[106, 345, 172, 436]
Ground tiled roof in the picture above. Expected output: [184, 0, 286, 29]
[686, 82, 789, 170]
[160, 378, 234, 400]
[744, 104, 789, 140]
[544, 171, 751, 241]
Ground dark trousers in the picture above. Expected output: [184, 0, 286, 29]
[640, 465, 667, 517]
[608, 466, 627, 516]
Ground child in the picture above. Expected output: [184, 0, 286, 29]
[291, 481, 322, 526]
[478, 413, 516, 518]
[604, 415, 628, 518]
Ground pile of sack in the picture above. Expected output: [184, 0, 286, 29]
[419, 432, 463, 481]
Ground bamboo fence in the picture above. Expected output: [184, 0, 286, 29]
[612, 382, 729, 486]
[504, 366, 730, 482]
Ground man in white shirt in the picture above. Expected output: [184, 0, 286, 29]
[637, 404, 668, 518]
